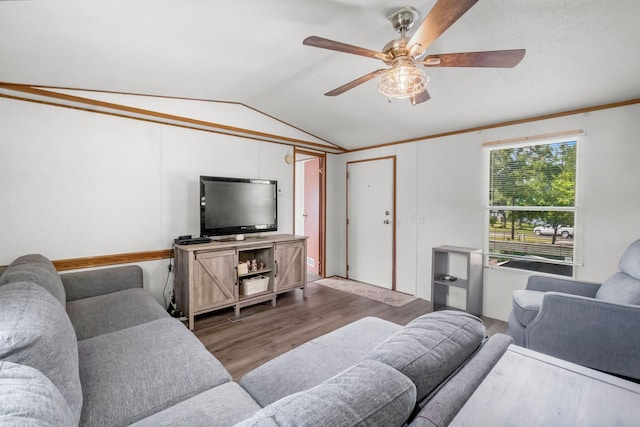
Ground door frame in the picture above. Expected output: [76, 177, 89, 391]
[293, 148, 326, 278]
[346, 155, 397, 290]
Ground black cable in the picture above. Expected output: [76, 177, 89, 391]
[163, 242, 175, 309]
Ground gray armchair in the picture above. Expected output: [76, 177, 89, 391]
[506, 239, 640, 381]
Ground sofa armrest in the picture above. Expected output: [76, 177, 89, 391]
[525, 275, 600, 297]
[527, 292, 640, 380]
[60, 265, 143, 302]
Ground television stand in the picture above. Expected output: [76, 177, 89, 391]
[173, 234, 307, 330]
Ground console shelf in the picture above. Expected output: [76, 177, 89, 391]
[238, 269, 272, 278]
[174, 234, 307, 330]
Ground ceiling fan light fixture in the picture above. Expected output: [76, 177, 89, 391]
[378, 59, 428, 99]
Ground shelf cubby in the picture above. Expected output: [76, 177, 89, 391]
[431, 245, 483, 316]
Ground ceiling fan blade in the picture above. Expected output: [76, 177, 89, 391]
[303, 36, 390, 61]
[325, 69, 387, 96]
[420, 49, 526, 68]
[408, 0, 478, 56]
[410, 89, 431, 105]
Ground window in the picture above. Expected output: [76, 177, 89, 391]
[485, 137, 579, 276]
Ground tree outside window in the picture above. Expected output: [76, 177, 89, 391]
[487, 139, 577, 276]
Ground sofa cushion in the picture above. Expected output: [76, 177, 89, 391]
[0, 256, 65, 306]
[131, 382, 261, 427]
[511, 290, 545, 325]
[0, 282, 82, 424]
[67, 288, 170, 340]
[78, 317, 232, 426]
[409, 334, 513, 427]
[235, 360, 416, 427]
[618, 238, 640, 280]
[595, 272, 640, 305]
[364, 311, 485, 403]
[0, 361, 76, 427]
[239, 316, 402, 407]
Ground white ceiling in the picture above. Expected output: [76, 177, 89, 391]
[1, 0, 639, 151]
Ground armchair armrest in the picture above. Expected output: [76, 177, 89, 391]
[526, 275, 600, 297]
[60, 265, 143, 302]
[527, 292, 640, 380]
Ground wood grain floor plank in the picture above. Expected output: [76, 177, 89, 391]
[192, 281, 507, 380]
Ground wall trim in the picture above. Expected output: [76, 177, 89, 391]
[346, 98, 640, 153]
[2, 82, 637, 155]
[51, 250, 173, 271]
[0, 82, 347, 154]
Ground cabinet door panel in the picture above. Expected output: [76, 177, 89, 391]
[274, 242, 305, 291]
[193, 250, 236, 311]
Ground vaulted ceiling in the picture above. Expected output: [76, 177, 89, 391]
[1, 0, 639, 152]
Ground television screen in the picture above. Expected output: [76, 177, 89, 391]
[200, 176, 277, 237]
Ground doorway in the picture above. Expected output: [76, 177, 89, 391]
[346, 156, 396, 290]
[294, 148, 326, 281]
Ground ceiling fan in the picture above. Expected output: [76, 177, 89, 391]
[303, 0, 525, 105]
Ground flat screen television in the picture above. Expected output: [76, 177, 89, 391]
[200, 176, 278, 238]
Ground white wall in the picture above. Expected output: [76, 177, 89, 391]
[3, 97, 639, 321]
[326, 103, 640, 320]
[0, 98, 295, 304]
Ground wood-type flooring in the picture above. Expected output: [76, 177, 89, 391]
[192, 281, 508, 380]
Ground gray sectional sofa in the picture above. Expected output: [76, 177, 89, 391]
[0, 254, 513, 426]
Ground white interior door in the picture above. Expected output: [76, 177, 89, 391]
[347, 157, 394, 289]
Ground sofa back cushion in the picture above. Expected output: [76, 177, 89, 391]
[234, 360, 416, 427]
[618, 239, 640, 280]
[0, 254, 65, 306]
[364, 311, 485, 403]
[595, 272, 640, 305]
[0, 361, 76, 427]
[0, 282, 82, 424]
[408, 334, 513, 427]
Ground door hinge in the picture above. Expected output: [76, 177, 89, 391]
[319, 167, 324, 174]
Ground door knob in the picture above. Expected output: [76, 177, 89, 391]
[384, 219, 390, 224]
